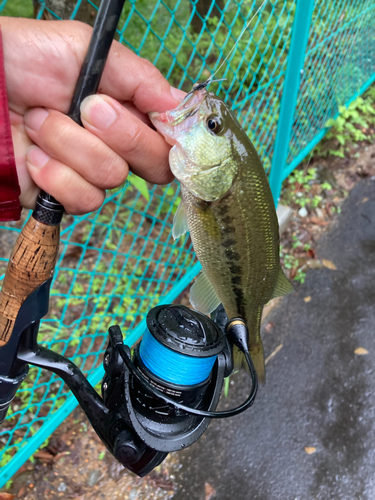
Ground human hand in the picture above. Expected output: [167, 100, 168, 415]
[4, 17, 184, 214]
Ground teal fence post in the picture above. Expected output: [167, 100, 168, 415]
[269, 0, 315, 203]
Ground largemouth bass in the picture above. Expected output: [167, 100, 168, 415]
[150, 87, 293, 383]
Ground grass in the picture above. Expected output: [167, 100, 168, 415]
[314, 86, 375, 159]
[0, 0, 33, 17]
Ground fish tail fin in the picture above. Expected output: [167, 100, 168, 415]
[249, 340, 266, 385]
[233, 308, 266, 384]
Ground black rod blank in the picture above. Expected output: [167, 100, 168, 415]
[68, 0, 127, 125]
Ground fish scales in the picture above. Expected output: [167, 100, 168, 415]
[150, 88, 293, 383]
[181, 152, 279, 371]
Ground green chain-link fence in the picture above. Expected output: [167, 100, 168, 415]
[0, 0, 374, 486]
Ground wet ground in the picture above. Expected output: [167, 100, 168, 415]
[172, 177, 375, 500]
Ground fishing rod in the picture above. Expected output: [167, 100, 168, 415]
[0, 0, 258, 477]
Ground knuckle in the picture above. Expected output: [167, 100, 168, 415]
[38, 113, 71, 151]
[66, 20, 92, 43]
[139, 57, 162, 82]
[67, 188, 105, 215]
[43, 162, 105, 215]
[53, 119, 71, 144]
[85, 188, 106, 213]
[100, 153, 129, 188]
[124, 126, 144, 158]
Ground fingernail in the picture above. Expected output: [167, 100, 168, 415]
[170, 87, 186, 102]
[24, 108, 49, 131]
[26, 145, 50, 169]
[80, 95, 118, 130]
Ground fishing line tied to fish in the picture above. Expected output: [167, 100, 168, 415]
[187, 0, 268, 97]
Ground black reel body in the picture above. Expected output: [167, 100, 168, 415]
[102, 305, 231, 455]
[0, 284, 257, 477]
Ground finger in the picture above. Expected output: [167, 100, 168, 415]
[3, 18, 185, 115]
[10, 110, 40, 208]
[120, 101, 151, 126]
[80, 94, 174, 184]
[24, 107, 129, 190]
[101, 40, 186, 113]
[26, 145, 105, 215]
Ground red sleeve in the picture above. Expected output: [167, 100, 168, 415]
[0, 27, 21, 222]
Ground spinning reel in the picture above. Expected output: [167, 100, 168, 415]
[0, 278, 257, 476]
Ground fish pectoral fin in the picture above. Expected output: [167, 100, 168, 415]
[190, 271, 221, 315]
[172, 201, 189, 240]
[271, 267, 295, 299]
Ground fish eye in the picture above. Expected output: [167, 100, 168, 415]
[206, 117, 222, 134]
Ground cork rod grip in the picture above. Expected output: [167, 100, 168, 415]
[0, 217, 60, 346]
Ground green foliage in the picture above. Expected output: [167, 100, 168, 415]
[282, 166, 319, 210]
[315, 86, 375, 158]
[281, 252, 306, 284]
[127, 174, 150, 201]
[5, 479, 13, 490]
[0, 0, 33, 17]
[224, 376, 230, 398]
[0, 451, 13, 468]
[119, 1, 294, 96]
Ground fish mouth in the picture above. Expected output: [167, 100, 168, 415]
[149, 89, 207, 145]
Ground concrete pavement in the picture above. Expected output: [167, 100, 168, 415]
[172, 178, 375, 500]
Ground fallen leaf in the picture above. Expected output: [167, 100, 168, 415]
[304, 447, 316, 455]
[310, 217, 328, 226]
[0, 494, 15, 500]
[322, 259, 337, 270]
[307, 248, 316, 258]
[265, 344, 283, 365]
[34, 450, 54, 463]
[354, 347, 369, 355]
[301, 258, 324, 270]
[265, 321, 275, 332]
[17, 489, 26, 499]
[304, 296, 311, 303]
[205, 482, 216, 500]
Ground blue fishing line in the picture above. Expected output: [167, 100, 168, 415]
[139, 329, 217, 386]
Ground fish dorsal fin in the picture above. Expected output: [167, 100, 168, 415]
[172, 201, 189, 240]
[190, 271, 221, 315]
[271, 268, 295, 299]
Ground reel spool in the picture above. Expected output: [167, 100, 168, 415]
[102, 304, 258, 460]
[136, 305, 227, 416]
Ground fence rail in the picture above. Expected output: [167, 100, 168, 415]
[0, 0, 374, 486]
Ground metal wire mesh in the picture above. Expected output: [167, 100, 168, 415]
[286, 0, 375, 171]
[0, 0, 374, 485]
